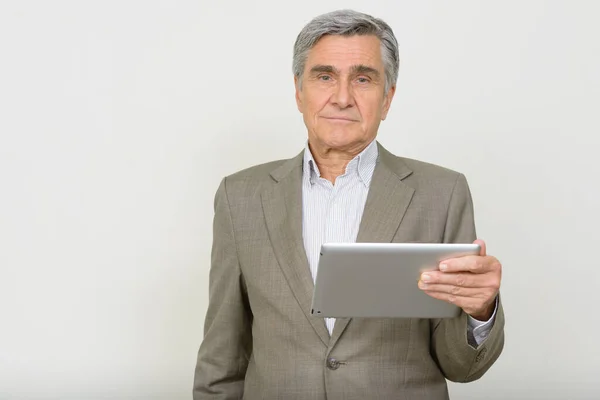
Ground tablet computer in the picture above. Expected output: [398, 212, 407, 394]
[310, 243, 480, 318]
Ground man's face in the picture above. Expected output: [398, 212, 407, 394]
[295, 34, 395, 153]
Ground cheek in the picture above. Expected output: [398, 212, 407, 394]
[358, 96, 384, 121]
[303, 89, 330, 112]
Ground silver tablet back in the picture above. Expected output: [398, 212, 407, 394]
[310, 243, 480, 318]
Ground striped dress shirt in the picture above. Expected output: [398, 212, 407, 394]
[301, 139, 495, 345]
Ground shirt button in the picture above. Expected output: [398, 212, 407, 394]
[327, 357, 340, 370]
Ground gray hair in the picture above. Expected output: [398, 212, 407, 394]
[293, 9, 399, 93]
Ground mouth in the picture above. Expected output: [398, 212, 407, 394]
[322, 116, 358, 122]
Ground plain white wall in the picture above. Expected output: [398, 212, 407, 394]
[1, 1, 598, 399]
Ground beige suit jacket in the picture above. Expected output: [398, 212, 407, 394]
[194, 142, 505, 399]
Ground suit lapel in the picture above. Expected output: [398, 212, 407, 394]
[261, 152, 330, 346]
[329, 143, 416, 347]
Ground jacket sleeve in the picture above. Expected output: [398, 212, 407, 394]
[429, 173, 505, 382]
[193, 177, 253, 399]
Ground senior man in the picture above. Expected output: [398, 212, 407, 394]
[194, 9, 504, 400]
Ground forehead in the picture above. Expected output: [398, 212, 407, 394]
[305, 35, 383, 72]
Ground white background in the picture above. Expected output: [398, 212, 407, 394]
[1, 1, 599, 399]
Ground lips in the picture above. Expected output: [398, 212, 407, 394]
[322, 116, 357, 122]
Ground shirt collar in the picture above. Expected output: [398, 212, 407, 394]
[303, 139, 379, 187]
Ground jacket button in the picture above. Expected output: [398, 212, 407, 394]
[326, 358, 340, 370]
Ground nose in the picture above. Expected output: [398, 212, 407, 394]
[331, 80, 354, 109]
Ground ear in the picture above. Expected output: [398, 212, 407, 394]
[380, 85, 396, 121]
[294, 75, 303, 113]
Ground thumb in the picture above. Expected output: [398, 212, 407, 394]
[474, 239, 487, 256]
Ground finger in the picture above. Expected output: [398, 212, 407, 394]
[474, 239, 487, 257]
[418, 282, 483, 297]
[419, 272, 486, 288]
[439, 240, 486, 266]
[421, 290, 478, 310]
[439, 255, 497, 274]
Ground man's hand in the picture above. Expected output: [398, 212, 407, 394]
[418, 240, 501, 320]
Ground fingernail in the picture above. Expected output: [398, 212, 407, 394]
[421, 273, 431, 282]
[439, 264, 448, 271]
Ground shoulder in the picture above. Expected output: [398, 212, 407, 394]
[402, 157, 462, 182]
[218, 151, 303, 200]
[227, 158, 289, 182]
[379, 144, 465, 189]
[379, 146, 475, 230]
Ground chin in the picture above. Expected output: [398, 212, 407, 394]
[317, 131, 364, 150]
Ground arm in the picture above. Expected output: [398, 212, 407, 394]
[193, 178, 252, 399]
[429, 173, 505, 382]
[466, 297, 498, 347]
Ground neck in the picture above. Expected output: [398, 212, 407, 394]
[308, 140, 372, 183]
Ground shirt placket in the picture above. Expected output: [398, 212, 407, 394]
[322, 177, 346, 333]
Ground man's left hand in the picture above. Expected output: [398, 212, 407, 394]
[418, 239, 501, 321]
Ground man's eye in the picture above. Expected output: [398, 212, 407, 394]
[319, 75, 332, 81]
[357, 77, 370, 83]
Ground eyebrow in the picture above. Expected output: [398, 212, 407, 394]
[309, 64, 339, 75]
[308, 64, 381, 78]
[350, 65, 380, 78]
